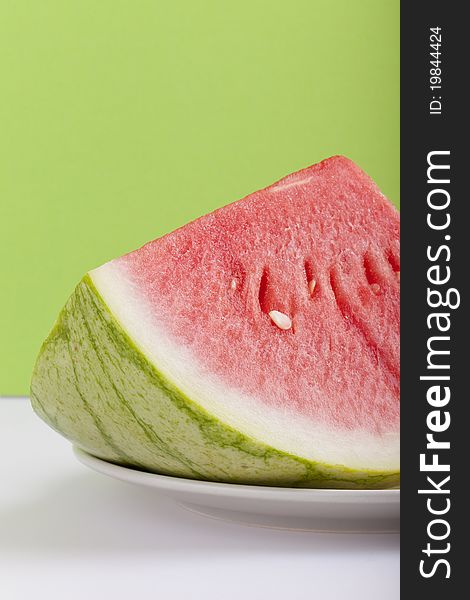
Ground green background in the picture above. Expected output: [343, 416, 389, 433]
[0, 0, 399, 395]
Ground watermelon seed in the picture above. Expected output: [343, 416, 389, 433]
[230, 278, 237, 290]
[363, 251, 377, 285]
[386, 247, 400, 272]
[268, 310, 292, 330]
[304, 259, 316, 297]
[370, 283, 381, 294]
[329, 270, 340, 306]
[308, 279, 317, 296]
[258, 267, 270, 313]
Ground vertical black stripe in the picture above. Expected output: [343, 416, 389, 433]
[401, 2, 465, 594]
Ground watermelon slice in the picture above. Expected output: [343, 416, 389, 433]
[31, 156, 400, 489]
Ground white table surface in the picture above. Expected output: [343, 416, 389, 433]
[0, 398, 399, 600]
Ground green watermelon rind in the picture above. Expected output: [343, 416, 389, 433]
[30, 274, 399, 489]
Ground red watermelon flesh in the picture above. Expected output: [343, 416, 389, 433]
[90, 156, 399, 471]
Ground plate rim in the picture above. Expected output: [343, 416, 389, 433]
[74, 446, 400, 501]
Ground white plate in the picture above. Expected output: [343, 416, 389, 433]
[74, 447, 400, 533]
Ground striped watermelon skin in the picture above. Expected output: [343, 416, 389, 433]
[31, 275, 398, 488]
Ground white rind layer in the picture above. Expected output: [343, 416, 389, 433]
[90, 261, 399, 472]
